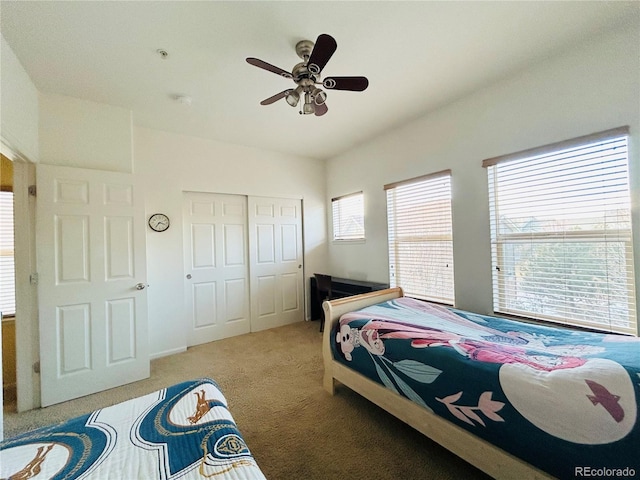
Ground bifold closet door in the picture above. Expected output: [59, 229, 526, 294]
[183, 192, 250, 346]
[248, 196, 304, 331]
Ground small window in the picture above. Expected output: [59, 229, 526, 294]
[484, 126, 637, 335]
[385, 170, 455, 304]
[332, 191, 365, 241]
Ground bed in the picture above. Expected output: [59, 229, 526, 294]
[0, 378, 266, 480]
[322, 287, 640, 479]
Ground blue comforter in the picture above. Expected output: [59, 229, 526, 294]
[1, 378, 266, 480]
[331, 297, 640, 479]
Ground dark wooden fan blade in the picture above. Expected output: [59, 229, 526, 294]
[307, 34, 337, 75]
[323, 76, 369, 92]
[314, 102, 328, 116]
[260, 90, 292, 105]
[246, 58, 292, 79]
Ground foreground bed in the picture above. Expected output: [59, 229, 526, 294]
[0, 378, 266, 480]
[322, 288, 640, 479]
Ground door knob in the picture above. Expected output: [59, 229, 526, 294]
[186, 274, 192, 279]
[135, 283, 146, 290]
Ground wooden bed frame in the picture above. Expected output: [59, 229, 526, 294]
[322, 287, 554, 480]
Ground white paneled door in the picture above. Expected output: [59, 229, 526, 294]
[183, 192, 250, 346]
[249, 196, 304, 331]
[37, 165, 149, 407]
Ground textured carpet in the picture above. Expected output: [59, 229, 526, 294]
[4, 320, 488, 480]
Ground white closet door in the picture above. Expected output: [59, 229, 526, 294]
[183, 192, 250, 346]
[37, 164, 149, 406]
[248, 196, 304, 332]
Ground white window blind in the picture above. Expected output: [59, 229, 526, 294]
[385, 170, 454, 304]
[1, 190, 16, 316]
[484, 126, 637, 335]
[332, 191, 365, 241]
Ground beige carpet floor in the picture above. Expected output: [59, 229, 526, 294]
[3, 320, 488, 480]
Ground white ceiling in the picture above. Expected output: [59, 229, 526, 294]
[1, 1, 638, 160]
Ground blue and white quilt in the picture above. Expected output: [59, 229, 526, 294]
[331, 297, 640, 479]
[0, 378, 266, 480]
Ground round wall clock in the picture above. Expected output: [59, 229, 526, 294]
[148, 213, 170, 232]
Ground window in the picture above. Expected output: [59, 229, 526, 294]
[484, 126, 637, 335]
[332, 191, 365, 241]
[385, 170, 454, 304]
[1, 190, 15, 316]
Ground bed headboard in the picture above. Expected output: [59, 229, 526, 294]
[322, 287, 404, 326]
[321, 287, 404, 392]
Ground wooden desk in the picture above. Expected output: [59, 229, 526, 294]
[310, 275, 389, 320]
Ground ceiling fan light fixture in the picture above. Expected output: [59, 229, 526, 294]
[312, 87, 327, 105]
[247, 34, 368, 117]
[302, 92, 316, 115]
[286, 86, 303, 107]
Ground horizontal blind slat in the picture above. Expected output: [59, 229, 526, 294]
[333, 192, 365, 240]
[488, 133, 636, 335]
[0, 191, 16, 315]
[387, 173, 455, 304]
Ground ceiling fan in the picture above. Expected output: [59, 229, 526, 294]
[246, 34, 369, 117]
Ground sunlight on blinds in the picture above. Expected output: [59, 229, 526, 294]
[386, 171, 454, 304]
[1, 190, 16, 316]
[486, 131, 637, 335]
[332, 192, 364, 241]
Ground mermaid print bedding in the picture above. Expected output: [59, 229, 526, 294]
[331, 297, 640, 478]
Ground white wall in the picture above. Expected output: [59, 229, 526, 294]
[1, 34, 39, 162]
[35, 95, 327, 359]
[133, 126, 327, 358]
[326, 25, 640, 316]
[0, 35, 40, 413]
[39, 93, 133, 172]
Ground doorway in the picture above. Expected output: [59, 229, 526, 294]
[1, 153, 38, 415]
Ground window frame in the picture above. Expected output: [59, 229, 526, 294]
[385, 169, 455, 305]
[483, 126, 637, 335]
[331, 191, 365, 242]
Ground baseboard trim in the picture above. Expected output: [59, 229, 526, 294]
[150, 346, 187, 361]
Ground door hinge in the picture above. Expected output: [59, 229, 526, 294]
[30, 273, 39, 285]
[33, 361, 40, 374]
[28, 184, 37, 196]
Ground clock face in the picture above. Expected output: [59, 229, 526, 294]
[148, 213, 170, 232]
